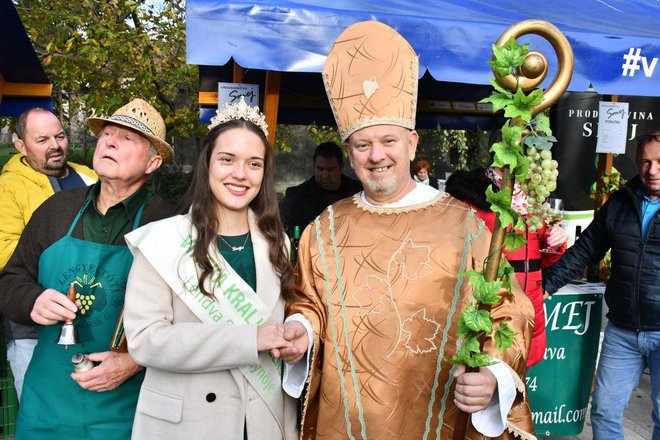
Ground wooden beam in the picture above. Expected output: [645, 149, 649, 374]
[595, 153, 614, 209]
[198, 61, 244, 106]
[199, 91, 218, 106]
[233, 61, 244, 84]
[0, 74, 5, 106]
[263, 70, 281, 148]
[2, 82, 52, 98]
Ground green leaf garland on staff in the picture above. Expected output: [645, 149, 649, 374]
[450, 18, 574, 439]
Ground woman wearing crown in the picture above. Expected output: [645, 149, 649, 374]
[122, 97, 297, 439]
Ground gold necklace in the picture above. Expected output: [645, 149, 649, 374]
[218, 232, 250, 252]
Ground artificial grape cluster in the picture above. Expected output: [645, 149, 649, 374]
[519, 146, 559, 233]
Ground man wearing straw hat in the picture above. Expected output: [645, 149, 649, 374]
[279, 21, 536, 439]
[0, 98, 175, 439]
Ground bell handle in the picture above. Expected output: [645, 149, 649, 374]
[65, 283, 78, 324]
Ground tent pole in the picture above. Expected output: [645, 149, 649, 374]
[264, 70, 281, 147]
[233, 61, 244, 83]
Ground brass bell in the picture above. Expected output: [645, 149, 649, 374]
[56, 283, 80, 349]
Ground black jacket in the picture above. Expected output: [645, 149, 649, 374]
[279, 175, 362, 235]
[543, 176, 660, 331]
[445, 169, 491, 211]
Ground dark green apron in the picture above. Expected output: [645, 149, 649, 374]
[16, 199, 146, 439]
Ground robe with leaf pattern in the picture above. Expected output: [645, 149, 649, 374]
[289, 193, 536, 439]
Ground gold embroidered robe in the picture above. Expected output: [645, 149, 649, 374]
[289, 194, 536, 439]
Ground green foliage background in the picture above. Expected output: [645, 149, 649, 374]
[14, 0, 203, 146]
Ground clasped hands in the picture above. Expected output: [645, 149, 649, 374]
[262, 321, 496, 412]
[30, 288, 143, 391]
[260, 320, 308, 365]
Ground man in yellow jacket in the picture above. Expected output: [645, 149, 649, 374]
[0, 107, 96, 399]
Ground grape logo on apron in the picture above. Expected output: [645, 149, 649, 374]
[57, 263, 123, 328]
[73, 273, 102, 314]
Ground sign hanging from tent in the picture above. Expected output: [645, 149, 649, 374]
[596, 101, 629, 154]
[218, 82, 259, 108]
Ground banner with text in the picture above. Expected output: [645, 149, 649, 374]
[527, 283, 605, 437]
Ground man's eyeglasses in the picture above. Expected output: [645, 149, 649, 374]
[636, 133, 660, 146]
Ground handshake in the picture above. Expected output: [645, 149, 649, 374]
[258, 320, 309, 365]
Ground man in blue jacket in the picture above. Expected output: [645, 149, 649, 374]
[543, 128, 660, 439]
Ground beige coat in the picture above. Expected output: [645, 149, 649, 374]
[124, 212, 297, 440]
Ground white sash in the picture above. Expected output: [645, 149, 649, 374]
[125, 214, 285, 437]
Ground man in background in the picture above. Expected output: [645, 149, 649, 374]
[279, 141, 361, 235]
[544, 128, 660, 439]
[0, 108, 96, 399]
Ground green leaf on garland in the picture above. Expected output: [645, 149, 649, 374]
[490, 141, 519, 169]
[513, 150, 530, 180]
[479, 91, 514, 113]
[462, 304, 494, 334]
[504, 231, 527, 252]
[533, 113, 552, 135]
[488, 77, 514, 98]
[463, 335, 481, 354]
[504, 88, 545, 122]
[446, 335, 496, 367]
[513, 210, 526, 230]
[445, 336, 477, 365]
[471, 352, 496, 367]
[501, 123, 525, 148]
[486, 185, 515, 229]
[489, 58, 515, 77]
[498, 258, 514, 278]
[457, 313, 472, 338]
[523, 135, 557, 150]
[473, 279, 503, 305]
[488, 38, 529, 76]
[460, 270, 485, 286]
[497, 259, 515, 289]
[495, 322, 515, 354]
[502, 103, 531, 121]
[454, 336, 480, 364]
[513, 87, 545, 109]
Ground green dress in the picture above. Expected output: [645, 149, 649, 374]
[217, 232, 256, 291]
[16, 199, 145, 439]
[218, 232, 255, 440]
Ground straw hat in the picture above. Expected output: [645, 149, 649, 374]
[87, 98, 173, 162]
[323, 21, 419, 142]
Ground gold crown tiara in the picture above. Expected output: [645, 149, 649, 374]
[208, 96, 269, 138]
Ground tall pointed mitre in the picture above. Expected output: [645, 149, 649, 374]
[323, 20, 419, 141]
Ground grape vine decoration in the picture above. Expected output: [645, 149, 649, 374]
[520, 115, 559, 233]
[447, 37, 557, 367]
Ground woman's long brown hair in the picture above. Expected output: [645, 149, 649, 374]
[180, 119, 296, 300]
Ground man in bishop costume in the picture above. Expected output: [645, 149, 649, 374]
[279, 21, 537, 440]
